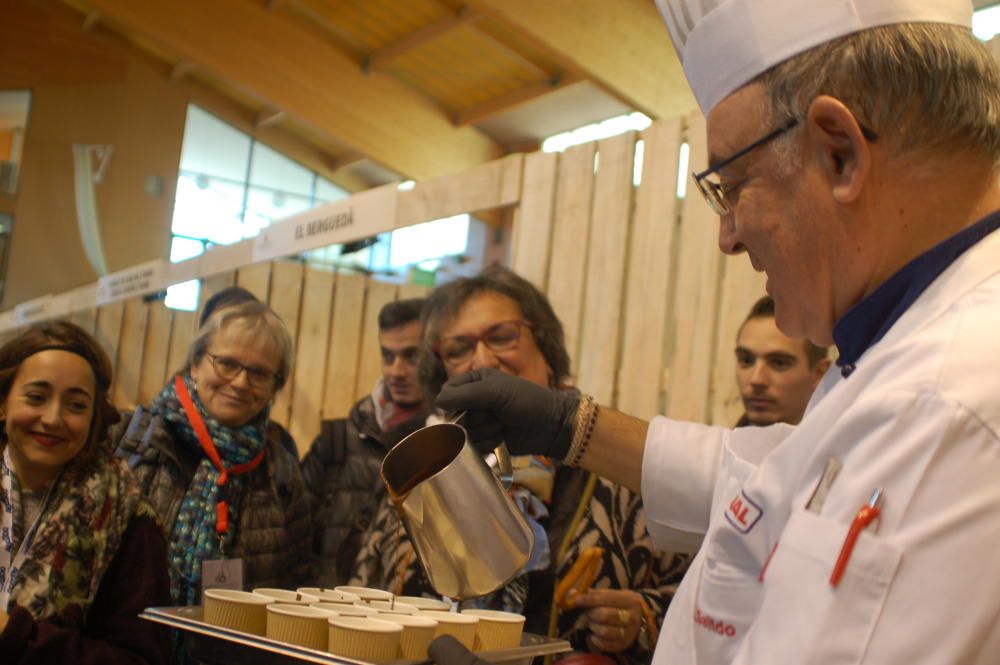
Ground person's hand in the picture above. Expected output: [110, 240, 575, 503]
[569, 589, 644, 653]
[428, 634, 488, 665]
[436, 368, 579, 460]
[0, 608, 8, 634]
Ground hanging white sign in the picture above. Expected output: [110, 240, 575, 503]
[96, 259, 165, 305]
[14, 295, 53, 326]
[252, 184, 398, 263]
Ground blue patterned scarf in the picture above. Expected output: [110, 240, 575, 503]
[152, 374, 267, 605]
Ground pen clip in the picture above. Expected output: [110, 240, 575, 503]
[830, 487, 883, 587]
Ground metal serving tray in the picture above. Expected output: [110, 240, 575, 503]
[140, 606, 572, 665]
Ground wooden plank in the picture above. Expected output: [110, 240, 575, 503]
[139, 301, 174, 405]
[288, 268, 335, 455]
[575, 132, 636, 405]
[267, 260, 305, 427]
[545, 141, 597, 369]
[197, 272, 237, 330]
[70, 308, 98, 337]
[236, 262, 272, 301]
[94, 301, 125, 381]
[165, 310, 196, 379]
[664, 112, 724, 423]
[112, 298, 148, 409]
[397, 283, 430, 301]
[395, 154, 523, 228]
[354, 280, 398, 402]
[511, 150, 558, 290]
[616, 118, 684, 419]
[709, 257, 767, 426]
[323, 273, 368, 420]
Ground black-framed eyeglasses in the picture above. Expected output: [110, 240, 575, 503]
[692, 117, 878, 215]
[205, 352, 280, 389]
[436, 320, 532, 368]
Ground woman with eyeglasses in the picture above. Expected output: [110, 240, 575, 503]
[112, 300, 314, 612]
[351, 267, 689, 665]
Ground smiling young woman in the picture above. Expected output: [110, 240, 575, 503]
[0, 321, 170, 665]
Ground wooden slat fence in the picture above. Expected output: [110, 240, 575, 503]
[3, 109, 773, 452]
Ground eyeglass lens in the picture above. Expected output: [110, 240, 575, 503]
[211, 354, 274, 387]
[440, 321, 523, 365]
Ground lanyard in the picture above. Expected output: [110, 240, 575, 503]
[174, 375, 265, 538]
[0, 446, 61, 611]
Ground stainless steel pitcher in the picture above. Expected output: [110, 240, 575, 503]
[380, 422, 535, 600]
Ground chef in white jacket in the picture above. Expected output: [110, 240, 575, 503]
[428, 2, 1000, 665]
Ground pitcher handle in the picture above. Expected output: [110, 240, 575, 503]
[493, 441, 514, 490]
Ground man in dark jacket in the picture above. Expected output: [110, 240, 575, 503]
[301, 297, 427, 586]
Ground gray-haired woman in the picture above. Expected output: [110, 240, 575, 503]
[113, 300, 314, 606]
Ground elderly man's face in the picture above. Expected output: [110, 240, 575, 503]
[706, 84, 843, 346]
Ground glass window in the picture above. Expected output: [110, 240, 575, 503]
[0, 213, 12, 302]
[178, 106, 252, 181]
[0, 90, 31, 197]
[316, 177, 348, 204]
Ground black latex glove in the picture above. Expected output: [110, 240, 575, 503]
[436, 368, 579, 460]
[428, 635, 489, 665]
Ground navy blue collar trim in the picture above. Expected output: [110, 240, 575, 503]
[833, 209, 1000, 377]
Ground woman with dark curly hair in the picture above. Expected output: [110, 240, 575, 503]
[0, 320, 170, 665]
[354, 267, 689, 665]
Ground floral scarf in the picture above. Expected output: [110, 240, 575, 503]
[152, 374, 267, 605]
[0, 442, 149, 619]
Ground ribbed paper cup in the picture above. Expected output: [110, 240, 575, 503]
[421, 610, 479, 649]
[396, 596, 452, 612]
[462, 609, 525, 650]
[203, 589, 272, 635]
[327, 616, 402, 662]
[252, 588, 320, 606]
[366, 599, 418, 615]
[334, 586, 394, 603]
[266, 604, 331, 650]
[297, 587, 361, 604]
[378, 613, 439, 660]
[313, 602, 377, 617]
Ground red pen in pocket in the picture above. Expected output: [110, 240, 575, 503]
[830, 487, 883, 587]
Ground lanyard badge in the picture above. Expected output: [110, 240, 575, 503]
[174, 375, 262, 597]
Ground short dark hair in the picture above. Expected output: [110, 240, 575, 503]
[418, 266, 571, 399]
[0, 320, 120, 463]
[379, 298, 426, 331]
[199, 286, 259, 328]
[741, 296, 829, 366]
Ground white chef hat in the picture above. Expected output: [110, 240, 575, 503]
[656, 0, 974, 114]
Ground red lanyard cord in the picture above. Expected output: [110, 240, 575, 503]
[174, 374, 265, 535]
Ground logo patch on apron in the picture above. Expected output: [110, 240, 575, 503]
[725, 490, 762, 534]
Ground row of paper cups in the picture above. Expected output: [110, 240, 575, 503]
[203, 586, 525, 661]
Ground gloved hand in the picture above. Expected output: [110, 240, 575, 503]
[428, 635, 489, 665]
[436, 368, 579, 460]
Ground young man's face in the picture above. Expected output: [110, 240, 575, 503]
[735, 316, 829, 426]
[380, 320, 423, 407]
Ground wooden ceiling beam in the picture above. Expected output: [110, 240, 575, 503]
[364, 6, 483, 73]
[329, 152, 365, 172]
[80, 0, 504, 180]
[454, 73, 582, 127]
[81, 8, 101, 31]
[254, 108, 285, 129]
[465, 0, 696, 119]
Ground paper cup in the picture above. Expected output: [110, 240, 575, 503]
[297, 587, 361, 604]
[203, 589, 272, 635]
[462, 609, 526, 650]
[266, 604, 331, 650]
[366, 599, 418, 615]
[379, 613, 439, 660]
[252, 588, 320, 605]
[421, 610, 479, 649]
[313, 602, 377, 617]
[396, 596, 452, 612]
[327, 616, 402, 662]
[334, 585, 394, 602]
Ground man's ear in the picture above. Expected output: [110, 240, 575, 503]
[811, 357, 832, 388]
[805, 96, 872, 205]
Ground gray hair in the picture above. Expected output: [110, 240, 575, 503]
[756, 23, 1000, 167]
[417, 266, 572, 399]
[186, 299, 294, 392]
